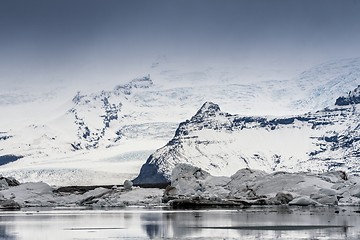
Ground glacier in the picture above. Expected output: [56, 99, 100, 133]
[0, 58, 360, 185]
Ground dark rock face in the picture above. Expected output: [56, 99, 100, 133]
[133, 159, 170, 185]
[0, 155, 23, 166]
[0, 132, 12, 141]
[335, 85, 360, 106]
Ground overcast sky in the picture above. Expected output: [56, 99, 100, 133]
[1, 0, 360, 88]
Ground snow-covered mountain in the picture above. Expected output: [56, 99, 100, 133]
[290, 58, 360, 112]
[1, 58, 360, 185]
[134, 86, 360, 184]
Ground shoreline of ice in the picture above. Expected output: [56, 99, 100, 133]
[1, 163, 360, 210]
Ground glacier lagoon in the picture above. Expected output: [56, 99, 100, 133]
[1, 206, 360, 240]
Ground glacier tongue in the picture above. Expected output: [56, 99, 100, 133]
[134, 87, 360, 185]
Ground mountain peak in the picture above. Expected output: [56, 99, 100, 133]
[189, 102, 222, 123]
[195, 101, 221, 116]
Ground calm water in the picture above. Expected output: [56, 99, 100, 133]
[0, 206, 360, 239]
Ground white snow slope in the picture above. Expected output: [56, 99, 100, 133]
[0, 58, 360, 186]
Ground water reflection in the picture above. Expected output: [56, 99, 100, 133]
[0, 225, 16, 240]
[0, 206, 359, 240]
[144, 223, 160, 239]
[141, 212, 162, 239]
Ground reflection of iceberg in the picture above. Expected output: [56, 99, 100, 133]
[0, 208, 359, 239]
[140, 212, 162, 239]
[0, 225, 16, 240]
[140, 211, 203, 239]
[169, 211, 204, 238]
[144, 223, 160, 239]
